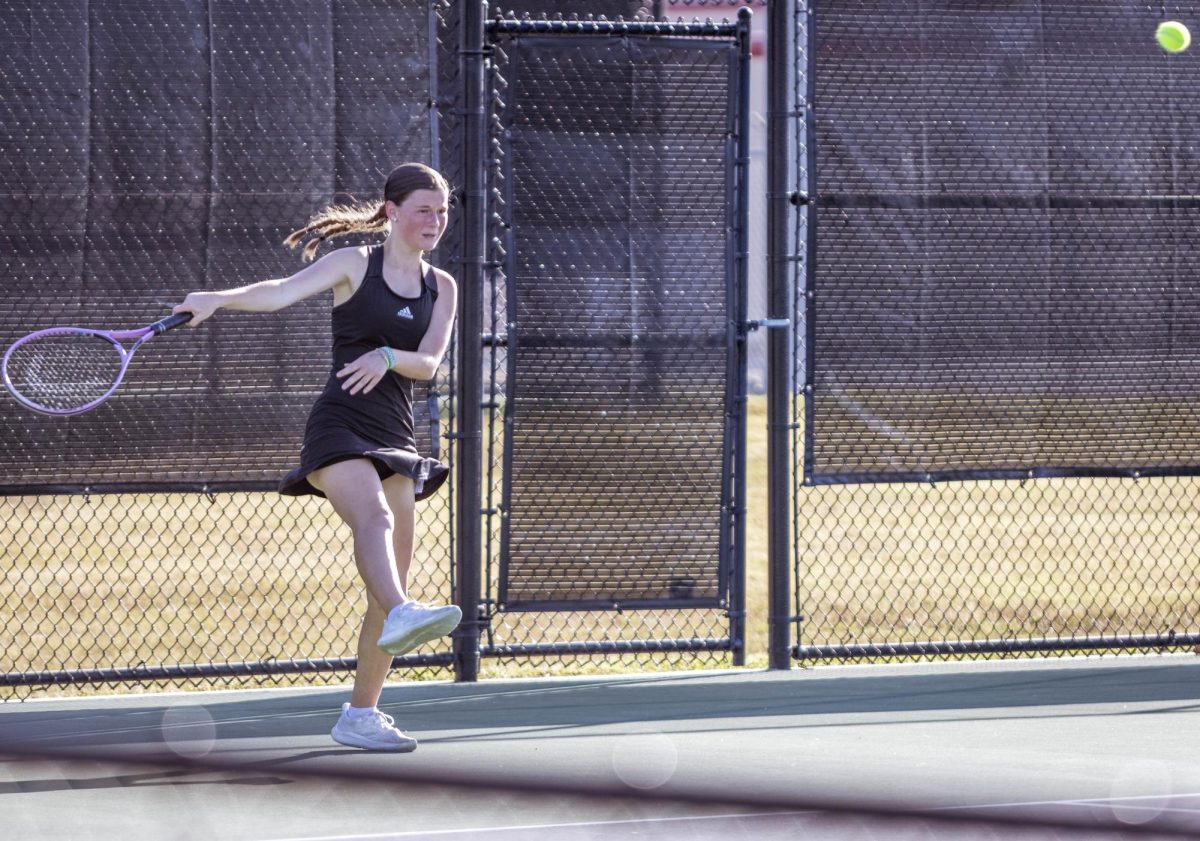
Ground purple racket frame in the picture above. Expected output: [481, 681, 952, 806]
[2, 312, 193, 416]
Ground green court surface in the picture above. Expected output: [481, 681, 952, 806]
[3, 656, 1199, 840]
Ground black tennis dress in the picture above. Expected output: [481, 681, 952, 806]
[279, 245, 449, 501]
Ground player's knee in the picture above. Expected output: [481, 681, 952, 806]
[349, 504, 394, 536]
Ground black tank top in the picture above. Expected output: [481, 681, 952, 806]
[315, 245, 438, 441]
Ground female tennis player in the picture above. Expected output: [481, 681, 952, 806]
[173, 162, 458, 752]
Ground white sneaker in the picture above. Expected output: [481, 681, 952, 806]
[377, 601, 463, 656]
[330, 703, 417, 752]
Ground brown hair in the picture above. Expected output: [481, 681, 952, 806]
[284, 162, 451, 262]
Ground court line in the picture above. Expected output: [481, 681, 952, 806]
[266, 810, 817, 841]
[938, 790, 1200, 812]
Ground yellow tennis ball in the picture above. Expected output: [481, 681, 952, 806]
[1157, 20, 1191, 53]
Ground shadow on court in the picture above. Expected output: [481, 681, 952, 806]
[3, 656, 1200, 839]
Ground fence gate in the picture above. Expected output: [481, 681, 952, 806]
[476, 14, 753, 664]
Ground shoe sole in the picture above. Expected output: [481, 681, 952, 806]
[377, 607, 463, 656]
[331, 728, 417, 753]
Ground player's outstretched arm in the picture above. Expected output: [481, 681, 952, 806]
[173, 247, 360, 326]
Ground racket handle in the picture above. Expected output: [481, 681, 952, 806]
[151, 312, 194, 334]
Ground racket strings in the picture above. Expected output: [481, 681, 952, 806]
[5, 333, 126, 412]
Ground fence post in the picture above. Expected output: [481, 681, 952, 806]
[729, 6, 754, 666]
[767, 0, 797, 670]
[453, 0, 487, 683]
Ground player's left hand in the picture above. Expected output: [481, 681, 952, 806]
[337, 349, 390, 395]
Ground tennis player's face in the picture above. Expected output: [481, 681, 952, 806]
[391, 189, 449, 253]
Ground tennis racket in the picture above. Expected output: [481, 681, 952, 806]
[2, 311, 193, 416]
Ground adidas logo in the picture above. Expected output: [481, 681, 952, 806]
[396, 306, 414, 320]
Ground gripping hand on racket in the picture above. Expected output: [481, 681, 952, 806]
[172, 292, 224, 327]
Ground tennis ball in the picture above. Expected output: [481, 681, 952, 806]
[1156, 20, 1191, 53]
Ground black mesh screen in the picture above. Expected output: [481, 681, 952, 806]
[495, 35, 739, 609]
[0, 0, 434, 491]
[808, 0, 1200, 484]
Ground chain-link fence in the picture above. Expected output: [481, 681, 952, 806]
[1, 1, 752, 698]
[13, 0, 1196, 700]
[1, 0, 452, 698]
[794, 477, 1200, 661]
[478, 15, 752, 668]
[792, 0, 1200, 661]
[0, 493, 455, 699]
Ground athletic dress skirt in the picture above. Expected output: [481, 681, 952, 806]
[279, 245, 449, 502]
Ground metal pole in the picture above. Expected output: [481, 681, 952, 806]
[767, 0, 797, 670]
[730, 6, 753, 667]
[453, 0, 487, 683]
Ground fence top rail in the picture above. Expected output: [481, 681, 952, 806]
[487, 11, 748, 38]
[0, 482, 277, 497]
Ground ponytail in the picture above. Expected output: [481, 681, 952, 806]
[284, 163, 449, 262]
[283, 200, 388, 262]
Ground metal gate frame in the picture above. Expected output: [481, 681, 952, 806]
[450, 11, 754, 676]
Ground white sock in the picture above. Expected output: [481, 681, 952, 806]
[345, 704, 377, 720]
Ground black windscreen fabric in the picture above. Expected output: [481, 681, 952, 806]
[0, 0, 432, 490]
[496, 36, 737, 609]
[808, 1, 1200, 484]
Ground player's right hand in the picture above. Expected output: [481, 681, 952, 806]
[173, 293, 222, 326]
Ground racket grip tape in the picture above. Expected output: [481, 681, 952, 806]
[152, 312, 194, 334]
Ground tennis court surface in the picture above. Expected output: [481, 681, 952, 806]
[4, 656, 1200, 840]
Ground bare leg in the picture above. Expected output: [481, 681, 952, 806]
[307, 459, 407, 612]
[345, 474, 418, 708]
[350, 592, 392, 709]
[307, 465, 421, 708]
[382, 473, 416, 596]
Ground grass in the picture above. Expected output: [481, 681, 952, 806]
[3, 394, 1199, 697]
